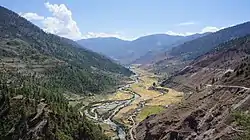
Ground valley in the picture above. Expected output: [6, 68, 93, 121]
[67, 65, 183, 140]
[1, 4, 250, 140]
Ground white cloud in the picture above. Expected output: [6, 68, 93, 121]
[82, 32, 135, 41]
[19, 2, 129, 40]
[19, 12, 44, 20]
[83, 32, 121, 38]
[166, 31, 195, 36]
[166, 26, 224, 36]
[200, 26, 222, 33]
[177, 21, 196, 26]
[18, 3, 228, 41]
[42, 2, 82, 40]
[19, 2, 83, 40]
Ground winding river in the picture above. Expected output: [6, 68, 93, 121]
[84, 74, 139, 140]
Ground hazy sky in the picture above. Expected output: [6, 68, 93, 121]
[1, 0, 250, 40]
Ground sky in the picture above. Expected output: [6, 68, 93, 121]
[1, 0, 250, 40]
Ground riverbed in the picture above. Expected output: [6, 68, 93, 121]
[83, 74, 140, 140]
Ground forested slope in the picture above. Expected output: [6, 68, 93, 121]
[0, 6, 132, 95]
[0, 70, 109, 140]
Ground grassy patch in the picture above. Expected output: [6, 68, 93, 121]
[136, 105, 165, 122]
[233, 111, 250, 140]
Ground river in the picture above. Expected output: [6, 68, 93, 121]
[84, 74, 139, 140]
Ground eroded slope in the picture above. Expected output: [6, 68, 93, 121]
[136, 35, 250, 140]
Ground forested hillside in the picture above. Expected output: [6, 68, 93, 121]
[0, 5, 137, 140]
[0, 6, 132, 95]
[0, 70, 109, 140]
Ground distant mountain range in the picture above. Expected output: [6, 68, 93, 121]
[132, 33, 210, 64]
[77, 33, 208, 64]
[170, 21, 250, 60]
[146, 21, 250, 75]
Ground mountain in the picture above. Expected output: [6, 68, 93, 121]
[77, 37, 130, 60]
[121, 34, 184, 64]
[170, 21, 250, 60]
[136, 35, 250, 140]
[78, 34, 185, 64]
[0, 6, 132, 140]
[132, 33, 210, 64]
[149, 21, 250, 75]
[0, 6, 133, 95]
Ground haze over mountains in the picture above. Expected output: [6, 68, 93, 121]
[78, 22, 250, 67]
[77, 34, 184, 64]
[77, 33, 210, 64]
[136, 21, 250, 75]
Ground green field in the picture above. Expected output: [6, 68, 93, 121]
[136, 105, 165, 122]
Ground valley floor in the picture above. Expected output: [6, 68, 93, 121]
[66, 65, 183, 139]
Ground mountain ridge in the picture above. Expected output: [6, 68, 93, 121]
[77, 33, 210, 64]
[0, 6, 122, 140]
[132, 32, 211, 64]
[136, 34, 250, 140]
[0, 5, 132, 94]
[147, 21, 250, 75]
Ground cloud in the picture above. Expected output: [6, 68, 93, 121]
[165, 31, 195, 36]
[200, 26, 222, 33]
[83, 32, 122, 38]
[19, 12, 44, 20]
[177, 21, 196, 26]
[42, 2, 82, 40]
[166, 26, 224, 36]
[19, 2, 130, 40]
[19, 2, 83, 40]
[82, 32, 134, 40]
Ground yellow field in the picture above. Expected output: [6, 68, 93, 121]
[108, 90, 133, 100]
[114, 66, 183, 126]
[146, 88, 183, 106]
[131, 83, 159, 99]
